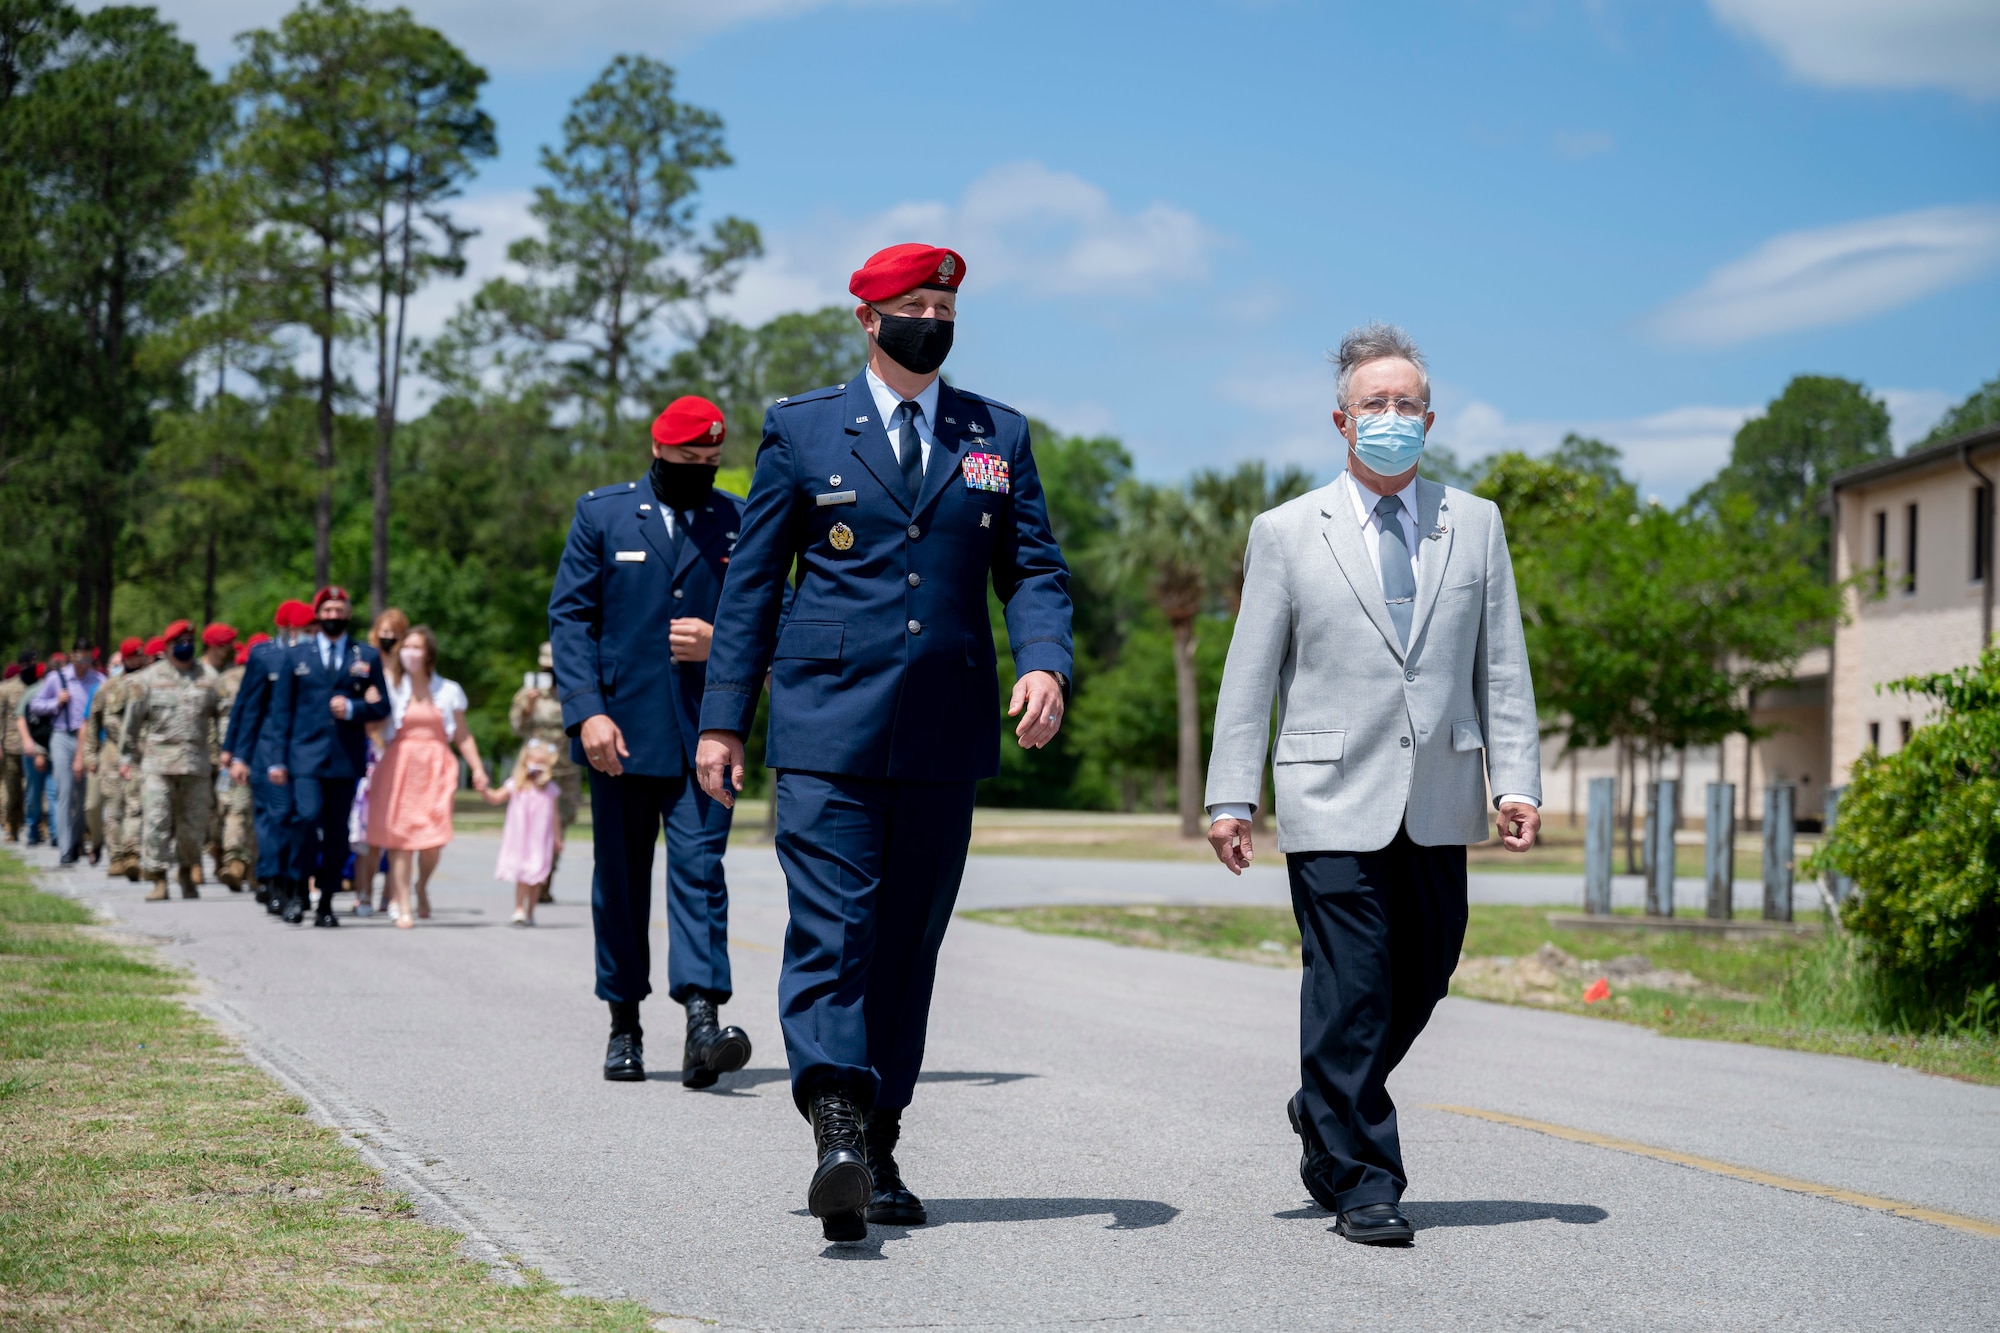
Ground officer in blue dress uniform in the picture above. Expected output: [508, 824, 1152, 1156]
[549, 396, 754, 1089]
[697, 244, 1074, 1244]
[222, 598, 312, 915]
[264, 587, 389, 927]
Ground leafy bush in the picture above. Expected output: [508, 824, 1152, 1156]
[1813, 650, 2000, 1028]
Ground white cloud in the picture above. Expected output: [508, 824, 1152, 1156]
[1879, 386, 1957, 447]
[1431, 394, 1758, 500]
[1645, 205, 2000, 346]
[717, 161, 1223, 324]
[1710, 0, 2000, 99]
[125, 0, 932, 72]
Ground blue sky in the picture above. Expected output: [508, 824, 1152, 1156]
[150, 0, 2000, 498]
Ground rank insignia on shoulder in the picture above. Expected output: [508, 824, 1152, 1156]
[829, 522, 855, 552]
[962, 452, 1009, 493]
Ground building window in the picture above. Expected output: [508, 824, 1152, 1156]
[1868, 721, 1881, 750]
[1904, 503, 1919, 593]
[1900, 719, 1913, 747]
[1873, 509, 1888, 596]
[1975, 485, 1992, 583]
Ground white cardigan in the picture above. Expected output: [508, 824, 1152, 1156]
[382, 671, 469, 745]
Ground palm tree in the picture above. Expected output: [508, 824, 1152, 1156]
[1109, 481, 1217, 838]
[1192, 461, 1315, 614]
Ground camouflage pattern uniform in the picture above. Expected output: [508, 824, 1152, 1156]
[83, 671, 138, 875]
[510, 681, 580, 897]
[0, 672, 25, 840]
[122, 658, 220, 892]
[205, 660, 254, 883]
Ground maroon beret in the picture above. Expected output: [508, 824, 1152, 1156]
[311, 585, 350, 613]
[143, 637, 165, 656]
[119, 637, 144, 658]
[160, 619, 192, 642]
[653, 396, 726, 448]
[849, 244, 965, 303]
[202, 623, 238, 648]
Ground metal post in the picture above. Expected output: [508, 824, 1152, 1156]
[1705, 782, 1735, 919]
[1584, 776, 1614, 915]
[1763, 784, 1795, 922]
[1647, 778, 1677, 917]
[1822, 785, 1853, 906]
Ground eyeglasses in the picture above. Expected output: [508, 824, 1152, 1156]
[1345, 396, 1429, 417]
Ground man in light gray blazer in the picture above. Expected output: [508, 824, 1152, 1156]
[1205, 324, 1542, 1246]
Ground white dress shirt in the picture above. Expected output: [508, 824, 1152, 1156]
[1208, 468, 1536, 826]
[315, 631, 348, 671]
[864, 367, 939, 472]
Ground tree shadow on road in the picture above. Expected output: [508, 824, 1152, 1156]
[1274, 1200, 1608, 1229]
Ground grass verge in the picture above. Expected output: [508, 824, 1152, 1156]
[960, 902, 2000, 1086]
[0, 850, 658, 1331]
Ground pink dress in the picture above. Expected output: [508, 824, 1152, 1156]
[366, 697, 457, 851]
[494, 779, 559, 885]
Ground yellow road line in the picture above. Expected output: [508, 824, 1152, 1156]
[1427, 1103, 2000, 1239]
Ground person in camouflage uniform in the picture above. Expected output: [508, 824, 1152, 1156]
[121, 620, 221, 901]
[0, 655, 32, 841]
[85, 638, 151, 879]
[509, 641, 581, 902]
[199, 624, 254, 890]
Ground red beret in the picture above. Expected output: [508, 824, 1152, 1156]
[652, 396, 726, 448]
[849, 244, 965, 303]
[235, 644, 249, 665]
[247, 632, 271, 649]
[275, 599, 314, 629]
[143, 637, 165, 656]
[119, 637, 144, 658]
[2, 664, 16, 680]
[202, 623, 237, 647]
[161, 619, 192, 641]
[312, 585, 351, 612]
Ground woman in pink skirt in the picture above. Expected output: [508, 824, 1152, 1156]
[366, 625, 488, 929]
[485, 738, 562, 925]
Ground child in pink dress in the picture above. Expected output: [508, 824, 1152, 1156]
[486, 739, 561, 926]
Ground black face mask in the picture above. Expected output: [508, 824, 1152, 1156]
[318, 617, 349, 639]
[650, 457, 717, 512]
[872, 313, 954, 376]
[170, 640, 194, 663]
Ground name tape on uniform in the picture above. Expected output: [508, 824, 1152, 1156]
[615, 550, 647, 562]
[962, 453, 1009, 494]
[815, 491, 857, 507]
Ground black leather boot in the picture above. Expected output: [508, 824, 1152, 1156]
[280, 879, 307, 925]
[603, 1001, 645, 1082]
[808, 1087, 873, 1241]
[681, 992, 752, 1089]
[312, 884, 339, 927]
[863, 1107, 926, 1226]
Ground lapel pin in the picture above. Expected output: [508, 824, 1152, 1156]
[855, 415, 869, 424]
[830, 474, 841, 486]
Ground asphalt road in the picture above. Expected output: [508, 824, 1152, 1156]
[28, 835, 1998, 1331]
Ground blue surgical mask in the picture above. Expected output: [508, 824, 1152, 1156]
[1350, 411, 1427, 476]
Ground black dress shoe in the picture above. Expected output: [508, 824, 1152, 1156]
[1336, 1202, 1414, 1246]
[312, 905, 339, 927]
[1287, 1096, 1342, 1213]
[681, 993, 751, 1089]
[807, 1089, 873, 1224]
[821, 1209, 866, 1243]
[280, 881, 306, 925]
[863, 1107, 926, 1226]
[604, 1001, 645, 1081]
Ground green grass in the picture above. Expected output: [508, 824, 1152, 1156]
[961, 902, 2000, 1087]
[0, 850, 661, 1331]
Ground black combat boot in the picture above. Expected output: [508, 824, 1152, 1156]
[681, 992, 752, 1089]
[603, 1000, 645, 1082]
[863, 1107, 927, 1226]
[262, 877, 286, 915]
[312, 883, 339, 927]
[280, 878, 307, 924]
[808, 1087, 873, 1242]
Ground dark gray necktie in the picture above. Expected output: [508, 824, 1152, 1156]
[1375, 494, 1416, 646]
[894, 400, 925, 504]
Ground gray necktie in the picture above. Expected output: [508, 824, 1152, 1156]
[1375, 494, 1416, 647]
[893, 400, 925, 504]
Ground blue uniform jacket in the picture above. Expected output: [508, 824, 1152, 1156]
[263, 637, 389, 780]
[549, 480, 748, 778]
[699, 374, 1073, 782]
[223, 638, 283, 764]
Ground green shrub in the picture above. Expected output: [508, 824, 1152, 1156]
[1813, 649, 2000, 1029]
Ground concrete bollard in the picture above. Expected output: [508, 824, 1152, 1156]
[1646, 779, 1677, 917]
[1706, 782, 1735, 920]
[1823, 785, 1854, 906]
[1763, 784, 1795, 922]
[1584, 776, 1614, 915]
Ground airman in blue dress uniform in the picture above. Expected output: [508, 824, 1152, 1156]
[220, 599, 313, 915]
[697, 244, 1074, 1244]
[549, 396, 754, 1090]
[264, 587, 390, 927]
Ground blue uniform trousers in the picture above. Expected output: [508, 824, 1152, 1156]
[589, 765, 734, 1007]
[285, 777, 357, 891]
[773, 771, 977, 1118]
[250, 772, 293, 880]
[1286, 827, 1467, 1212]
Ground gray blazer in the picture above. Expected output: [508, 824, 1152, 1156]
[1204, 475, 1541, 853]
